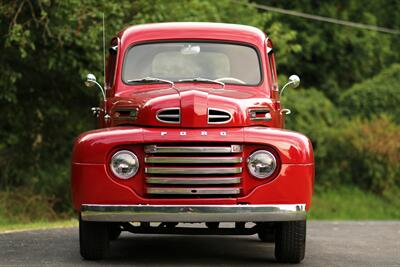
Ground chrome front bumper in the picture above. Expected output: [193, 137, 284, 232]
[81, 204, 306, 222]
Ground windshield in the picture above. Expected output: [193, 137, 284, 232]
[122, 42, 262, 85]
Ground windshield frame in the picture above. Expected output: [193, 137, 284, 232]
[121, 40, 264, 87]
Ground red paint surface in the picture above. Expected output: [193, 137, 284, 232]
[72, 22, 314, 215]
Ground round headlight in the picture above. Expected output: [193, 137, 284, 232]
[110, 150, 139, 179]
[247, 150, 277, 179]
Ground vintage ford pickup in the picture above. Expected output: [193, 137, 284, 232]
[71, 22, 314, 262]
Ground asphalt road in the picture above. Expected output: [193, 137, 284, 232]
[1, 221, 399, 267]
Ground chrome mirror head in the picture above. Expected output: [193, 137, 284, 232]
[280, 74, 301, 96]
[288, 74, 300, 88]
[85, 73, 97, 87]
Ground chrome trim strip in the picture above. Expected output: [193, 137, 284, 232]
[144, 145, 242, 154]
[145, 167, 242, 175]
[147, 187, 240, 195]
[145, 157, 243, 164]
[208, 115, 230, 119]
[157, 115, 180, 118]
[208, 108, 233, 124]
[251, 118, 272, 121]
[146, 177, 241, 185]
[156, 107, 180, 124]
[81, 204, 307, 222]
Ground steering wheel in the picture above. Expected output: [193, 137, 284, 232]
[215, 77, 246, 84]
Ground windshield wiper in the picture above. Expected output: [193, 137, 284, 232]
[178, 77, 225, 87]
[127, 77, 174, 87]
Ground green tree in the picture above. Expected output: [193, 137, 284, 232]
[339, 64, 400, 123]
[0, 0, 299, 211]
[257, 0, 398, 100]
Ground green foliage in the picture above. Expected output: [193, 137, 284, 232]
[0, 0, 298, 213]
[0, 0, 399, 220]
[0, 188, 72, 224]
[284, 90, 400, 196]
[321, 115, 400, 196]
[282, 88, 338, 141]
[262, 0, 399, 100]
[339, 64, 400, 123]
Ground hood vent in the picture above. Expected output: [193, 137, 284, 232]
[156, 108, 180, 124]
[208, 108, 232, 124]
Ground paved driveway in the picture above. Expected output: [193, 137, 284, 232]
[1, 221, 399, 266]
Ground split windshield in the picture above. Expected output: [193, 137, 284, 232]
[122, 42, 262, 85]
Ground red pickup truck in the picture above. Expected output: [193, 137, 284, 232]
[71, 22, 314, 263]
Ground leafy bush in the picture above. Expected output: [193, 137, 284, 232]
[339, 64, 400, 123]
[281, 88, 340, 162]
[320, 115, 400, 196]
[0, 187, 71, 224]
[284, 88, 399, 196]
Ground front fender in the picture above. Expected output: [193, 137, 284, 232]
[71, 126, 314, 211]
[72, 126, 313, 164]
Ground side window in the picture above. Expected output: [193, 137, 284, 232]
[266, 39, 278, 91]
[106, 38, 118, 89]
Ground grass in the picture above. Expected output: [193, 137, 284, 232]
[0, 188, 75, 232]
[309, 186, 400, 220]
[0, 218, 77, 233]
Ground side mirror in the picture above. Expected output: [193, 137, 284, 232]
[85, 73, 97, 87]
[84, 73, 105, 101]
[280, 74, 300, 96]
[288, 75, 300, 88]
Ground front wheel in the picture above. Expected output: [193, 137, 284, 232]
[79, 215, 109, 260]
[274, 220, 306, 263]
[107, 223, 122, 241]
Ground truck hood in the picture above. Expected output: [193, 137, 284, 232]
[111, 86, 274, 128]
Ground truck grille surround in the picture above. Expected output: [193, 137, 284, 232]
[156, 108, 180, 124]
[144, 144, 243, 198]
[208, 108, 232, 124]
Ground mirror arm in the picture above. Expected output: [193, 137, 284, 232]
[279, 81, 294, 97]
[91, 80, 106, 101]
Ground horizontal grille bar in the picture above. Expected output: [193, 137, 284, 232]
[144, 145, 242, 154]
[158, 114, 180, 118]
[145, 167, 242, 175]
[147, 187, 240, 195]
[145, 157, 243, 164]
[146, 177, 241, 185]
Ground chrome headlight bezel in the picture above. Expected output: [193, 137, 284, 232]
[110, 150, 139, 179]
[247, 150, 277, 179]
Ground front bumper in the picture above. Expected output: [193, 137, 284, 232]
[81, 204, 306, 222]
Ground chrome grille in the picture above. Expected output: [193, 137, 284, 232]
[156, 108, 180, 124]
[144, 144, 243, 197]
[208, 108, 232, 124]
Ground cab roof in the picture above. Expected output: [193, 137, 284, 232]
[117, 22, 267, 47]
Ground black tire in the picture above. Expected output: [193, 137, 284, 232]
[257, 226, 275, 242]
[79, 215, 109, 260]
[274, 220, 306, 263]
[107, 223, 122, 241]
